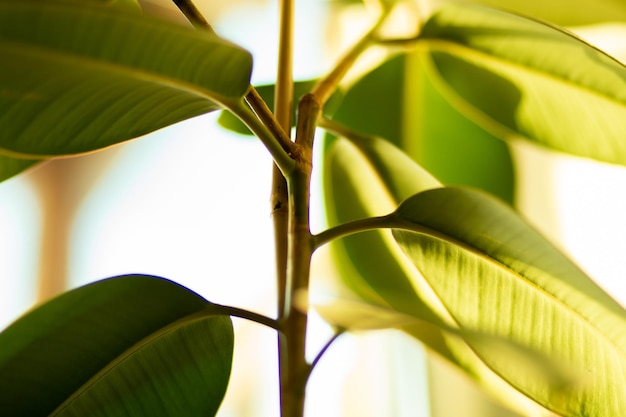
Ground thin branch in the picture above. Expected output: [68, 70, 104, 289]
[172, 0, 296, 158]
[171, 0, 216, 33]
[272, 0, 295, 320]
[225, 100, 295, 176]
[275, 0, 295, 133]
[308, 330, 345, 376]
[273, 2, 295, 416]
[313, 214, 394, 249]
[246, 87, 295, 156]
[317, 116, 376, 144]
[310, 9, 391, 105]
[212, 303, 281, 331]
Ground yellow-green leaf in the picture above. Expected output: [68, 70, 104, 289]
[392, 188, 626, 416]
[419, 2, 626, 166]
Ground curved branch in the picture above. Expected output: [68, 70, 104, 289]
[211, 303, 280, 331]
[224, 100, 295, 176]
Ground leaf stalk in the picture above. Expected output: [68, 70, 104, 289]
[311, 8, 391, 104]
[280, 93, 321, 417]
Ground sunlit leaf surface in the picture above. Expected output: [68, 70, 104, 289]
[0, 275, 233, 417]
[419, 2, 626, 166]
[470, 0, 626, 26]
[0, 0, 252, 158]
[391, 188, 626, 416]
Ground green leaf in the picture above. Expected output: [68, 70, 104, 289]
[419, 2, 626, 166]
[315, 297, 578, 394]
[0, 155, 39, 182]
[0, 0, 252, 157]
[0, 274, 233, 417]
[70, 0, 142, 12]
[391, 187, 626, 416]
[321, 134, 578, 415]
[217, 80, 342, 136]
[471, 0, 626, 26]
[323, 134, 441, 309]
[332, 53, 515, 204]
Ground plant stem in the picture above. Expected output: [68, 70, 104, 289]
[225, 100, 295, 176]
[281, 93, 321, 417]
[211, 303, 280, 330]
[171, 0, 294, 157]
[311, 8, 391, 105]
[308, 331, 344, 376]
[171, 0, 216, 33]
[313, 214, 393, 249]
[275, 0, 295, 134]
[317, 116, 374, 144]
[273, 1, 295, 416]
[272, 0, 295, 318]
[246, 88, 295, 155]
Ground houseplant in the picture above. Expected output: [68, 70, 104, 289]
[2, 0, 626, 415]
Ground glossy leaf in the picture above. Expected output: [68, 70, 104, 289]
[391, 188, 626, 416]
[419, 2, 626, 166]
[0, 0, 252, 157]
[332, 53, 515, 204]
[321, 135, 547, 415]
[0, 275, 233, 417]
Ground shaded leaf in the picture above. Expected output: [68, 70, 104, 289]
[321, 134, 571, 415]
[419, 2, 626, 166]
[332, 52, 515, 204]
[391, 187, 626, 416]
[0, 0, 252, 157]
[323, 135, 441, 310]
[0, 274, 233, 417]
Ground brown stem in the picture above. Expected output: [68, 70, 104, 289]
[273, 0, 295, 415]
[281, 93, 320, 417]
[245, 87, 295, 157]
[171, 0, 216, 33]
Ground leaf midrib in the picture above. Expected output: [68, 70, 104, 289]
[49, 307, 224, 416]
[0, 38, 238, 108]
[418, 38, 626, 109]
[390, 215, 626, 364]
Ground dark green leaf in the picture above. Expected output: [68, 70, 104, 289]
[420, 2, 626, 166]
[322, 134, 552, 414]
[0, 155, 39, 182]
[0, 0, 252, 157]
[0, 274, 233, 417]
[332, 53, 515, 204]
[391, 188, 626, 416]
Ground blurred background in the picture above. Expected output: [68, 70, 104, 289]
[2, 0, 626, 416]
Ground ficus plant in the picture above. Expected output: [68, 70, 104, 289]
[2, 0, 626, 416]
